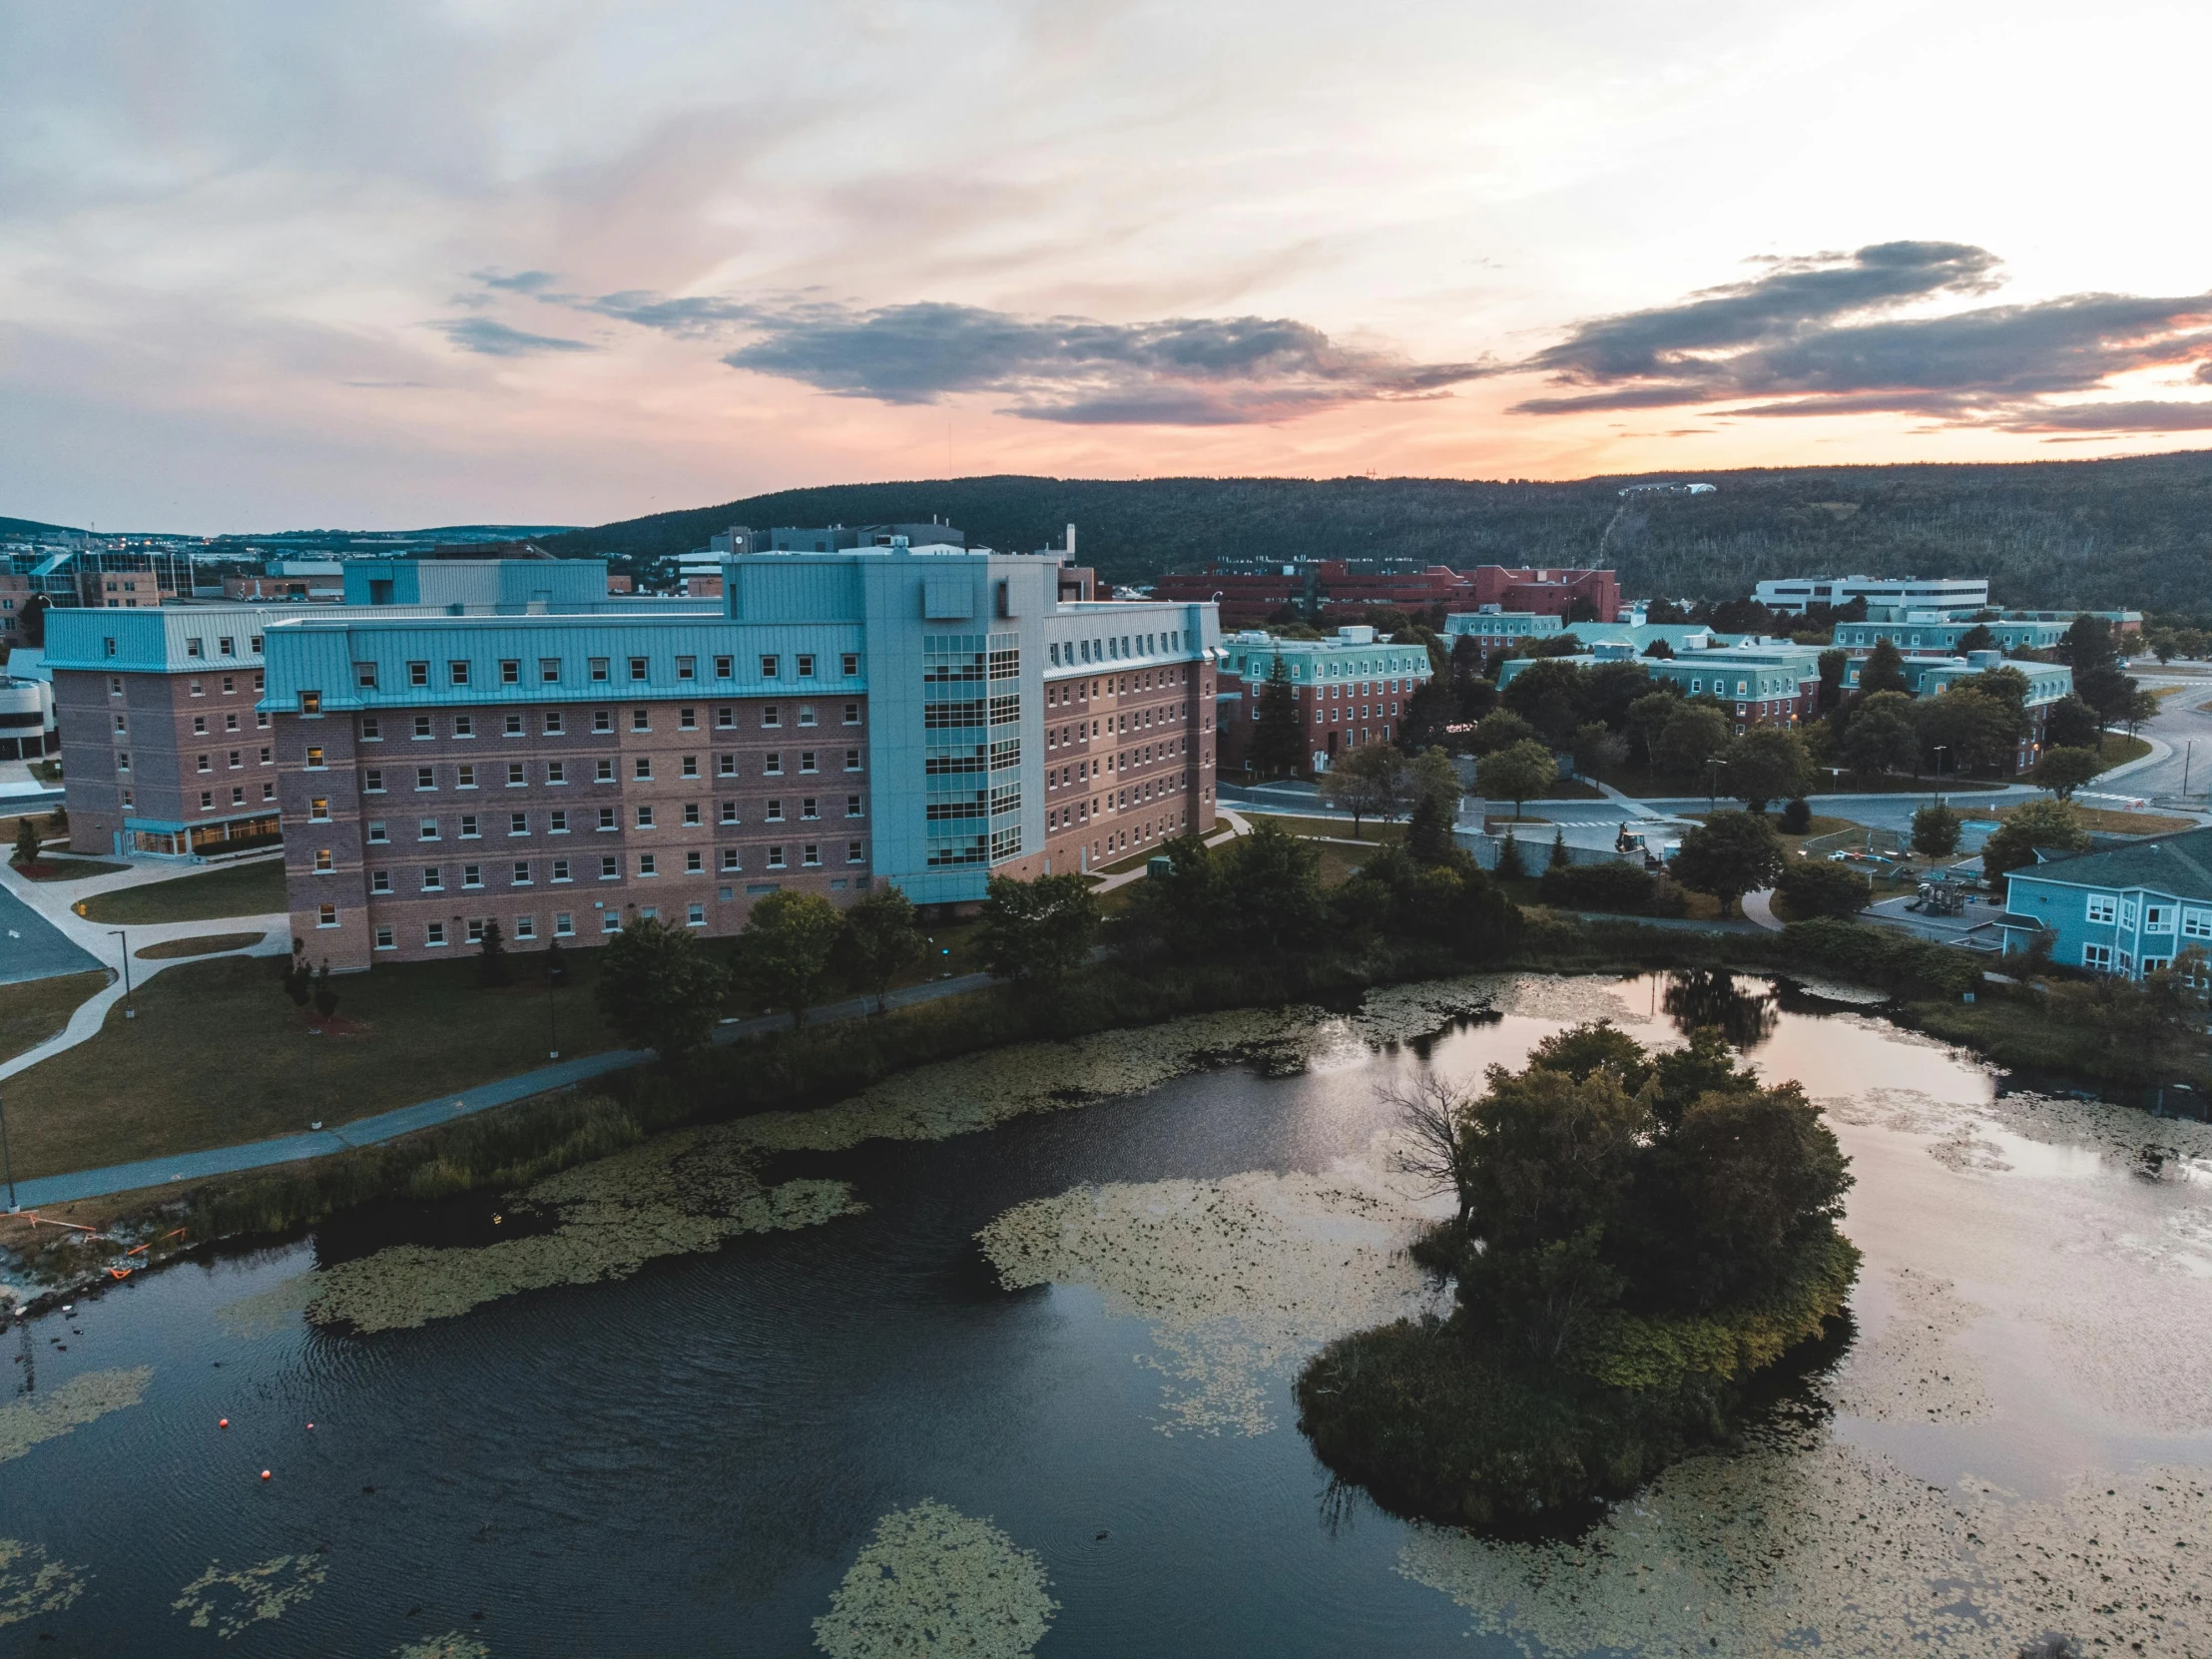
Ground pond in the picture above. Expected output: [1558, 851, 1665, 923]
[2, 970, 2209, 1656]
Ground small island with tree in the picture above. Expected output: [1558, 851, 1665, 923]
[1296, 1019, 1858, 1527]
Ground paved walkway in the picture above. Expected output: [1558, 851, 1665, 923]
[9, 964, 1010, 1209]
[0, 849, 289, 1083]
[1741, 888, 1784, 931]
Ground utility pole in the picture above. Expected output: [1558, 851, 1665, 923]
[0, 1093, 16, 1213]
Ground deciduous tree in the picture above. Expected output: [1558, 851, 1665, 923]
[1318, 743, 1408, 835]
[1477, 740, 1556, 820]
[978, 872, 1100, 983]
[835, 885, 928, 1013]
[2030, 745, 2100, 801]
[1670, 810, 1785, 917]
[1721, 726, 1814, 814]
[1912, 801, 1961, 857]
[598, 916, 733, 1059]
[1980, 799, 2090, 880]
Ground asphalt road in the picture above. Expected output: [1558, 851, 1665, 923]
[2116, 664, 2212, 802]
[0, 882, 104, 987]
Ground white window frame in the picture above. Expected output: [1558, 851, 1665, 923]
[2085, 893, 2118, 924]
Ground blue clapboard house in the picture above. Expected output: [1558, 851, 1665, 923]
[1998, 827, 2212, 978]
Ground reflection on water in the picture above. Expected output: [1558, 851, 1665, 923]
[0, 970, 2207, 1656]
[1660, 966, 1780, 1049]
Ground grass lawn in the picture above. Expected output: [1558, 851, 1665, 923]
[1985, 800, 2193, 836]
[0, 952, 638, 1181]
[75, 857, 286, 923]
[2088, 734, 2152, 772]
[0, 971, 108, 1067]
[1249, 813, 1410, 844]
[14, 857, 130, 881]
[136, 931, 269, 960]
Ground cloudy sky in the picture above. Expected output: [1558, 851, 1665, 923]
[5, 0, 2211, 532]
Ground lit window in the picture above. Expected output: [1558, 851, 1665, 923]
[317, 903, 337, 927]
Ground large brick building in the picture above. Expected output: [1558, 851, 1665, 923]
[1213, 627, 1434, 775]
[256, 543, 1218, 969]
[45, 564, 708, 858]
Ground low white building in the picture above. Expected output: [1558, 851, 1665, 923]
[1753, 575, 1988, 617]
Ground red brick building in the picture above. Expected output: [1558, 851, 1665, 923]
[1153, 561, 1616, 629]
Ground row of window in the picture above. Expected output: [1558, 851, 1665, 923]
[356, 703, 859, 741]
[1044, 631, 1186, 668]
[353, 652, 861, 692]
[348, 747, 861, 792]
[350, 796, 865, 839]
[98, 642, 265, 664]
[1047, 742, 1185, 788]
[340, 841, 864, 893]
[1048, 703, 1186, 748]
[2080, 893, 2206, 933]
[114, 746, 275, 775]
[104, 672, 264, 696]
[1043, 668, 1195, 704]
[200, 784, 276, 811]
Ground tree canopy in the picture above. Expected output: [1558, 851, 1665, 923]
[595, 916, 733, 1060]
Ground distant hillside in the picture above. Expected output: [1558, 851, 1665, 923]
[537, 453, 2212, 613]
[0, 515, 78, 540]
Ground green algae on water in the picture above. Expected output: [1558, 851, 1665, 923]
[0, 1538, 86, 1627]
[172, 1553, 325, 1638]
[394, 1634, 492, 1658]
[814, 1499, 1056, 1659]
[0, 1367, 153, 1463]
[977, 1147, 1445, 1435]
[297, 1125, 860, 1334]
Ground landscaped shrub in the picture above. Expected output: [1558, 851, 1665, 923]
[1539, 859, 1658, 914]
[1774, 861, 1871, 920]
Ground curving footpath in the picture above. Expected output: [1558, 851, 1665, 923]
[9, 814, 1264, 1209]
[0, 850, 288, 1086]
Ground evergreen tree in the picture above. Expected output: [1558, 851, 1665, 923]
[1549, 827, 1570, 869]
[1248, 655, 1307, 777]
[311, 961, 339, 1019]
[10, 817, 38, 867]
[476, 918, 512, 987]
[1495, 829, 1526, 880]
[1857, 638, 1910, 696]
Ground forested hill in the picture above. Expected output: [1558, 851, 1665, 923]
[537, 451, 2212, 613]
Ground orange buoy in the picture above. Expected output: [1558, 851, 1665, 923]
[219, 1417, 230, 1429]
[260, 1469, 272, 1481]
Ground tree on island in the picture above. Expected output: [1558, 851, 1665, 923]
[1297, 1021, 1856, 1527]
[596, 915, 732, 1060]
[1247, 656, 1306, 777]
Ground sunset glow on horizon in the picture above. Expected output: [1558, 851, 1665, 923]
[7, 0, 2212, 531]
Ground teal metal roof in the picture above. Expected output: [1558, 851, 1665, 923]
[2010, 827, 2212, 899]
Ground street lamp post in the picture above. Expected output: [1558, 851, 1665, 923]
[0, 1094, 17, 1213]
[1704, 757, 1728, 813]
[1931, 746, 1950, 811]
[109, 930, 134, 1020]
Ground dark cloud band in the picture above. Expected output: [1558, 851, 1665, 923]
[1507, 242, 2212, 435]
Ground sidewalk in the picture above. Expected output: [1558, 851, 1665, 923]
[10, 964, 1009, 1209]
[0, 849, 288, 1083]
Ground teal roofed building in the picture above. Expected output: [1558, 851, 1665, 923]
[1999, 828, 2212, 980]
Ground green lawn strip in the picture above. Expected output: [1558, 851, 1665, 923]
[1246, 813, 1409, 843]
[75, 859, 286, 924]
[135, 932, 269, 961]
[13, 859, 130, 882]
[0, 972, 110, 1067]
[0, 952, 633, 1182]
